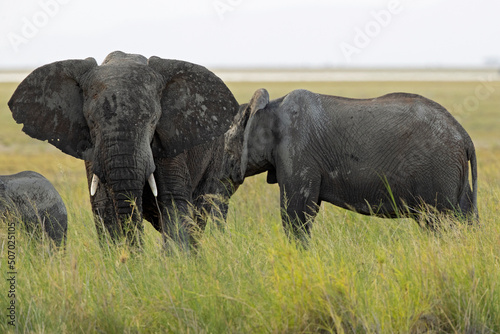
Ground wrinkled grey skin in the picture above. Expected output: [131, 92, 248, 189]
[9, 51, 239, 248]
[223, 88, 478, 240]
[0, 171, 67, 245]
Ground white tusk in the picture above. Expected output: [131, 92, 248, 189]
[90, 174, 99, 196]
[148, 173, 158, 197]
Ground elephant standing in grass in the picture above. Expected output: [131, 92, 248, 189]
[1, 171, 67, 246]
[222, 88, 478, 241]
[8, 51, 239, 248]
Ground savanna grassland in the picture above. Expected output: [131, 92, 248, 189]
[0, 78, 499, 333]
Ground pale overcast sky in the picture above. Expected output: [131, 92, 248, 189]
[1, 0, 499, 69]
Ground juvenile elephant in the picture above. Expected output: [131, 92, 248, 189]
[1, 171, 67, 245]
[8, 51, 239, 248]
[223, 88, 478, 240]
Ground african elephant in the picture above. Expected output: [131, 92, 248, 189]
[8, 51, 239, 248]
[223, 88, 478, 240]
[1, 171, 67, 245]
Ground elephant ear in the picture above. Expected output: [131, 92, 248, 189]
[240, 88, 270, 179]
[148, 57, 239, 157]
[8, 58, 97, 159]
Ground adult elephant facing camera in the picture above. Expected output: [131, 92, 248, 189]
[9, 51, 239, 248]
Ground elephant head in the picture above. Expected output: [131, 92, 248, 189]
[223, 88, 277, 187]
[9, 51, 239, 241]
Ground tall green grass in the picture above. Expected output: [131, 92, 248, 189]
[1, 80, 499, 333]
[2, 182, 499, 333]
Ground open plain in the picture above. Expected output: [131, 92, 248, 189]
[1, 75, 499, 333]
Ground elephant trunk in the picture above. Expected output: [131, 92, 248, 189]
[108, 158, 144, 232]
[101, 144, 155, 242]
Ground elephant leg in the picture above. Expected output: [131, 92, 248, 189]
[155, 155, 197, 251]
[457, 183, 478, 224]
[193, 193, 229, 231]
[160, 197, 195, 251]
[279, 178, 321, 243]
[192, 175, 233, 231]
[209, 197, 229, 229]
[208, 180, 235, 229]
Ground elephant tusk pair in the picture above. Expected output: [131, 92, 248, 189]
[89, 173, 158, 197]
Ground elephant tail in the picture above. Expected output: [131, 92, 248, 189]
[467, 138, 479, 221]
